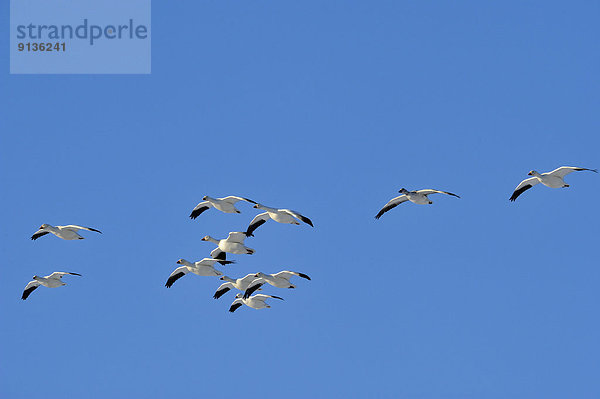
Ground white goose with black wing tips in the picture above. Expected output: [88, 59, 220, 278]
[165, 258, 233, 288]
[201, 232, 255, 265]
[31, 224, 102, 240]
[375, 188, 460, 219]
[21, 272, 81, 300]
[510, 166, 598, 201]
[243, 271, 311, 299]
[228, 293, 284, 313]
[245, 203, 314, 236]
[213, 274, 265, 299]
[189, 196, 257, 219]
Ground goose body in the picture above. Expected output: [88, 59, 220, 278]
[375, 188, 460, 219]
[165, 258, 232, 288]
[245, 204, 314, 236]
[213, 274, 264, 299]
[190, 196, 256, 219]
[31, 224, 102, 240]
[510, 167, 598, 201]
[229, 293, 284, 312]
[21, 272, 81, 300]
[243, 271, 311, 298]
[202, 232, 255, 264]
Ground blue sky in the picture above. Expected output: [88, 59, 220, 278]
[1, 1, 599, 398]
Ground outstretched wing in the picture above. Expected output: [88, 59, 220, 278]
[220, 196, 257, 205]
[31, 230, 49, 240]
[22, 280, 40, 300]
[190, 201, 211, 219]
[243, 278, 265, 299]
[213, 282, 233, 299]
[198, 258, 235, 267]
[375, 195, 408, 219]
[253, 294, 285, 302]
[245, 212, 270, 237]
[47, 272, 81, 279]
[283, 210, 314, 227]
[274, 271, 311, 281]
[227, 232, 247, 243]
[509, 177, 539, 202]
[229, 299, 244, 313]
[548, 166, 598, 178]
[165, 266, 189, 288]
[416, 189, 461, 198]
[62, 225, 102, 234]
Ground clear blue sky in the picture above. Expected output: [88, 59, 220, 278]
[1, 1, 599, 398]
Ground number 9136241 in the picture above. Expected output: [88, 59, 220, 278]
[18, 42, 66, 52]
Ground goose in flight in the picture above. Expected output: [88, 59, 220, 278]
[229, 293, 284, 313]
[510, 167, 598, 201]
[31, 224, 102, 241]
[190, 196, 257, 219]
[213, 274, 265, 299]
[243, 271, 311, 299]
[245, 204, 314, 237]
[202, 232, 255, 265]
[21, 272, 81, 300]
[375, 188, 460, 219]
[165, 258, 233, 288]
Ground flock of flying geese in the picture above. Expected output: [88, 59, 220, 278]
[24, 195, 315, 313]
[23, 166, 597, 309]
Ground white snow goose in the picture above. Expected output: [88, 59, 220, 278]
[510, 166, 598, 201]
[202, 232, 255, 265]
[189, 196, 257, 219]
[213, 274, 265, 299]
[31, 224, 102, 240]
[165, 258, 233, 288]
[243, 271, 311, 299]
[229, 293, 284, 313]
[375, 188, 460, 219]
[21, 272, 81, 300]
[245, 204, 314, 236]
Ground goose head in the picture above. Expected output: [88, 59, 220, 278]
[528, 170, 539, 176]
[39, 223, 50, 229]
[201, 236, 211, 241]
[176, 259, 188, 265]
[398, 188, 410, 194]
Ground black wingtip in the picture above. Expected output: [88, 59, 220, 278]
[221, 260, 235, 265]
[229, 303, 243, 313]
[270, 295, 285, 301]
[189, 206, 209, 220]
[21, 286, 37, 300]
[245, 231, 254, 237]
[298, 273, 311, 281]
